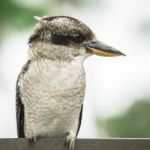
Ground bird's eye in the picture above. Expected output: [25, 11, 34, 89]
[73, 33, 84, 43]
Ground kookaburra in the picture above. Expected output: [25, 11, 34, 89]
[16, 16, 125, 150]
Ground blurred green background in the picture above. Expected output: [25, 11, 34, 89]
[0, 0, 150, 138]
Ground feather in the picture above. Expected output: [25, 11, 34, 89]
[76, 105, 83, 136]
[16, 60, 31, 138]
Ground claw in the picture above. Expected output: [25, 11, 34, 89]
[66, 134, 76, 150]
[29, 136, 37, 143]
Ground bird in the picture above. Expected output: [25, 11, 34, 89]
[16, 16, 125, 150]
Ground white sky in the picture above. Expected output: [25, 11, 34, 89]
[0, 0, 150, 138]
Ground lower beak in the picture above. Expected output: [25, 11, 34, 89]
[83, 40, 125, 57]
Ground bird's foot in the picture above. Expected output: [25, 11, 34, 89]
[29, 136, 37, 143]
[66, 132, 76, 150]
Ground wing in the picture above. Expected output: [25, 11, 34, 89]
[76, 104, 83, 136]
[16, 60, 31, 138]
[16, 81, 25, 138]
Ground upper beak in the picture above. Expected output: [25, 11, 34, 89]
[83, 40, 125, 57]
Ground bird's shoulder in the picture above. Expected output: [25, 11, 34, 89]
[16, 59, 32, 103]
[16, 60, 31, 137]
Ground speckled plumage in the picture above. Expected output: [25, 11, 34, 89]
[16, 16, 125, 150]
[17, 56, 86, 138]
[16, 16, 95, 146]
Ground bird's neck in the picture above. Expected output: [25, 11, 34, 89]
[29, 55, 86, 68]
[28, 42, 90, 62]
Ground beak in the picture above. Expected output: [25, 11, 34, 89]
[83, 40, 125, 57]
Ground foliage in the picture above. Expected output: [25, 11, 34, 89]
[0, 0, 90, 31]
[97, 99, 150, 137]
[0, 0, 45, 31]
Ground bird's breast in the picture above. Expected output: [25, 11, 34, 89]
[19, 58, 86, 138]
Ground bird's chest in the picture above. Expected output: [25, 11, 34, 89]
[21, 59, 85, 107]
[26, 59, 84, 94]
[20, 59, 85, 137]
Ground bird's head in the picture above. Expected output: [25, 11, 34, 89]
[28, 16, 125, 61]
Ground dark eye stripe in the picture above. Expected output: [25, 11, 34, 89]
[51, 33, 85, 45]
[51, 34, 70, 45]
[28, 34, 40, 43]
